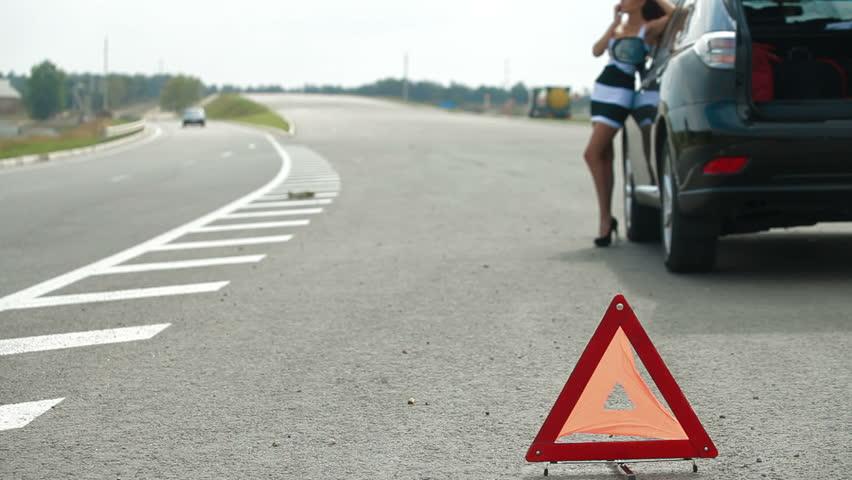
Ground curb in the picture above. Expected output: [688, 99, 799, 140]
[0, 125, 152, 170]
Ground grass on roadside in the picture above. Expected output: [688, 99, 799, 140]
[0, 120, 115, 160]
[205, 94, 290, 132]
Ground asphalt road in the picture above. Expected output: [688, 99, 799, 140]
[1, 95, 850, 479]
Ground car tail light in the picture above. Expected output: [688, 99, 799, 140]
[703, 156, 748, 175]
[693, 31, 736, 70]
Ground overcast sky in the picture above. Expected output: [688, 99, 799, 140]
[2, 1, 615, 92]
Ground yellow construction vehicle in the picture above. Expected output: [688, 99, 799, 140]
[529, 87, 572, 119]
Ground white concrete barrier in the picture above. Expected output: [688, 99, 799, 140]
[104, 120, 146, 138]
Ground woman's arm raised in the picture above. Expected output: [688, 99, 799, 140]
[593, 4, 622, 57]
[646, 0, 676, 41]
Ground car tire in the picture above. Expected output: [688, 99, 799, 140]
[660, 143, 718, 273]
[622, 133, 660, 243]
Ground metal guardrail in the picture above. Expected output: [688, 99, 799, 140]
[104, 120, 146, 138]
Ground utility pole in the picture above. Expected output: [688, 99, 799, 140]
[402, 52, 409, 102]
[504, 58, 511, 90]
[103, 36, 109, 112]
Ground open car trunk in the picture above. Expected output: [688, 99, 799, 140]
[739, 0, 852, 121]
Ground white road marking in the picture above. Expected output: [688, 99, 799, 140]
[0, 324, 171, 356]
[281, 180, 340, 186]
[273, 185, 340, 191]
[239, 199, 332, 209]
[193, 220, 309, 233]
[9, 282, 229, 310]
[110, 174, 131, 183]
[224, 208, 322, 219]
[284, 175, 340, 181]
[259, 192, 339, 202]
[0, 133, 291, 313]
[0, 398, 64, 431]
[97, 255, 266, 274]
[221, 151, 233, 158]
[152, 235, 293, 251]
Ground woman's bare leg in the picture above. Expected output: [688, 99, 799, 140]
[584, 122, 620, 238]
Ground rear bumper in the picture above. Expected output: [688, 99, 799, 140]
[668, 101, 852, 232]
[679, 186, 852, 233]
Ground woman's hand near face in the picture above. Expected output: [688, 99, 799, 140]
[593, 4, 622, 57]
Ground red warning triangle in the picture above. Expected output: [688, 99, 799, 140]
[526, 295, 717, 462]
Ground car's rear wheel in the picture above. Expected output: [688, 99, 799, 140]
[622, 133, 660, 242]
[660, 144, 718, 273]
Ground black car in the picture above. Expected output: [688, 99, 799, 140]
[619, 0, 852, 272]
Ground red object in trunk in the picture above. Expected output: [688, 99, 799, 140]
[752, 43, 780, 103]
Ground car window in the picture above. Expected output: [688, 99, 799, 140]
[674, 0, 737, 49]
[673, 0, 700, 49]
[647, 0, 692, 70]
[744, 0, 852, 24]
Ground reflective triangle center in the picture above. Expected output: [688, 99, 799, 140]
[558, 328, 688, 441]
[604, 383, 634, 411]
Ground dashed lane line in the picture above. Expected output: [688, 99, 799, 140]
[7, 282, 230, 310]
[239, 199, 332, 209]
[150, 235, 293, 251]
[223, 208, 323, 220]
[192, 220, 309, 233]
[97, 255, 267, 274]
[0, 324, 171, 356]
[0, 398, 65, 431]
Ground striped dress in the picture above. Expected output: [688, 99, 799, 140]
[591, 25, 653, 129]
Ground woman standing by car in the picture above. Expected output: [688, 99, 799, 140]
[585, 0, 674, 247]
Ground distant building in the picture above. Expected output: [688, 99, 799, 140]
[0, 79, 23, 114]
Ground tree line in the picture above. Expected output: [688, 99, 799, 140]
[3, 60, 210, 120]
[4, 60, 535, 121]
[302, 78, 531, 107]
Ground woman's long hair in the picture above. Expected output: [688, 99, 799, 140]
[642, 0, 666, 21]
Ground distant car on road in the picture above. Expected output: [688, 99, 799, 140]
[182, 107, 206, 127]
[619, 0, 852, 273]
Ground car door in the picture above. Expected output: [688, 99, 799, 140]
[626, 0, 693, 204]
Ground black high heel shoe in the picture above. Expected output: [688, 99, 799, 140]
[594, 218, 619, 248]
